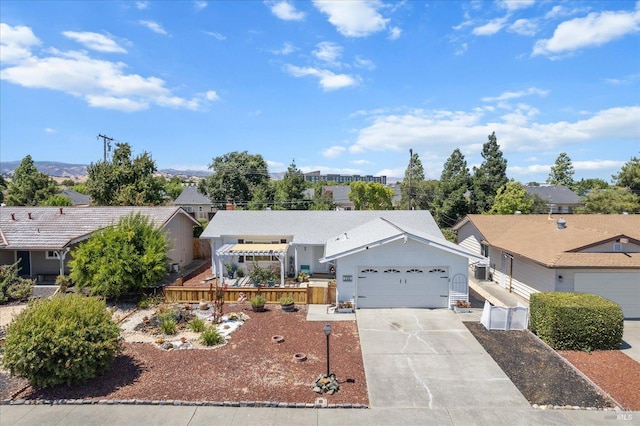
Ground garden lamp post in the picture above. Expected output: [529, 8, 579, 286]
[324, 323, 331, 377]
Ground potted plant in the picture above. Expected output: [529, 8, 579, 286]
[224, 263, 237, 279]
[250, 295, 267, 312]
[279, 296, 295, 312]
[337, 300, 354, 313]
[453, 300, 472, 313]
[297, 271, 309, 283]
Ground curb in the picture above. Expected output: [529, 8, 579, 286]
[1, 399, 369, 409]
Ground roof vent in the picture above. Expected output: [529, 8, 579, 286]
[11, 213, 15, 221]
[28, 212, 33, 220]
[59, 207, 64, 215]
[557, 218, 566, 230]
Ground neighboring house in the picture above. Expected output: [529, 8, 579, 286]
[304, 186, 354, 210]
[200, 210, 484, 309]
[61, 189, 91, 206]
[303, 171, 387, 185]
[173, 185, 215, 220]
[0, 206, 200, 282]
[454, 214, 640, 318]
[524, 185, 582, 214]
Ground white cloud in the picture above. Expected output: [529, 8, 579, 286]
[139, 20, 168, 35]
[473, 17, 508, 36]
[0, 23, 41, 64]
[377, 167, 405, 178]
[510, 160, 625, 178]
[313, 41, 343, 65]
[354, 56, 375, 71]
[204, 31, 226, 40]
[388, 27, 402, 40]
[509, 19, 538, 36]
[285, 65, 359, 91]
[313, 0, 389, 37]
[62, 31, 126, 53]
[498, 0, 535, 12]
[482, 87, 548, 103]
[322, 146, 346, 158]
[194, 1, 207, 11]
[44, 128, 56, 133]
[533, 8, 640, 56]
[271, 42, 296, 55]
[268, 1, 305, 21]
[0, 25, 218, 112]
[348, 106, 640, 156]
[351, 159, 372, 165]
[135, 1, 149, 10]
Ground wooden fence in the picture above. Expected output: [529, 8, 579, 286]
[163, 285, 335, 305]
[192, 238, 211, 260]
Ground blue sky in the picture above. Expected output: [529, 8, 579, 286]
[1, 1, 639, 183]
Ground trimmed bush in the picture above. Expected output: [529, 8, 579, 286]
[0, 261, 34, 304]
[1, 294, 120, 388]
[529, 292, 623, 351]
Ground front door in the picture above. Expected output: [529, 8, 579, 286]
[16, 251, 31, 277]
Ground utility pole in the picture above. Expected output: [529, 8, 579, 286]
[408, 149, 413, 210]
[97, 134, 113, 161]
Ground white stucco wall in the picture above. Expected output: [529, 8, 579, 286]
[335, 238, 470, 305]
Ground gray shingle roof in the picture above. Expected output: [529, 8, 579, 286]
[0, 206, 199, 250]
[200, 210, 442, 245]
[524, 185, 581, 205]
[61, 189, 91, 206]
[174, 186, 213, 205]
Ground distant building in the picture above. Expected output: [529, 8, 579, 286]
[303, 171, 386, 185]
[173, 185, 215, 220]
[61, 189, 91, 206]
[524, 185, 582, 214]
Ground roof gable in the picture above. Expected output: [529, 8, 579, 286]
[173, 185, 213, 205]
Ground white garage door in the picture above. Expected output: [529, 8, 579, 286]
[356, 266, 449, 308]
[575, 272, 640, 318]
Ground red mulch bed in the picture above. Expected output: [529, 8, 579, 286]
[559, 350, 640, 411]
[6, 305, 368, 405]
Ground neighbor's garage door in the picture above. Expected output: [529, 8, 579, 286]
[356, 267, 449, 308]
[575, 272, 640, 318]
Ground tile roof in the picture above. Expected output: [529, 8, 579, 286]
[201, 210, 441, 245]
[61, 189, 92, 206]
[173, 185, 213, 205]
[0, 206, 199, 250]
[456, 214, 640, 268]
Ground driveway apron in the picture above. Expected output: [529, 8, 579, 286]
[356, 308, 531, 410]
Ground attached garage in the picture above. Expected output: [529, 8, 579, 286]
[356, 267, 449, 308]
[575, 272, 640, 318]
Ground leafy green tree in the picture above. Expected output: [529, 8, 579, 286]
[529, 193, 551, 214]
[41, 194, 73, 206]
[577, 188, 640, 214]
[573, 178, 609, 196]
[73, 183, 88, 194]
[164, 176, 185, 200]
[247, 180, 276, 210]
[471, 132, 508, 213]
[400, 151, 425, 210]
[86, 143, 165, 206]
[547, 152, 575, 189]
[309, 182, 338, 211]
[2, 294, 120, 388]
[348, 181, 394, 210]
[198, 151, 270, 209]
[59, 179, 76, 187]
[433, 148, 471, 228]
[5, 155, 58, 206]
[68, 212, 169, 298]
[0, 175, 6, 203]
[612, 156, 640, 192]
[488, 181, 533, 214]
[274, 160, 308, 210]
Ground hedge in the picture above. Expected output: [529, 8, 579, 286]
[529, 292, 623, 351]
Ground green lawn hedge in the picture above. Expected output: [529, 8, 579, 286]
[529, 292, 623, 351]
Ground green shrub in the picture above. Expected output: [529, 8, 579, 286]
[279, 296, 294, 305]
[0, 261, 34, 304]
[188, 317, 206, 332]
[159, 317, 177, 335]
[250, 295, 266, 307]
[137, 294, 163, 309]
[1, 294, 120, 388]
[530, 292, 624, 351]
[55, 275, 71, 294]
[200, 326, 225, 346]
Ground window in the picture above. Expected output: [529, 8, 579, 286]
[613, 243, 622, 252]
[481, 244, 489, 257]
[198, 206, 203, 212]
[237, 239, 244, 262]
[46, 251, 57, 260]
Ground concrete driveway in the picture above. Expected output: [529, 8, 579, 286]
[356, 308, 531, 410]
[623, 320, 640, 363]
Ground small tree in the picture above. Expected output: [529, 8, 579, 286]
[488, 181, 533, 214]
[547, 152, 575, 190]
[2, 294, 120, 388]
[68, 212, 169, 298]
[577, 188, 640, 214]
[348, 181, 394, 210]
[0, 261, 35, 304]
[5, 155, 58, 206]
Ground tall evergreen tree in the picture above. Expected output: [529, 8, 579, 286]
[433, 148, 471, 228]
[547, 152, 575, 190]
[400, 150, 425, 210]
[86, 143, 165, 206]
[612, 156, 640, 192]
[274, 160, 308, 210]
[5, 155, 58, 206]
[198, 151, 270, 209]
[471, 132, 508, 213]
